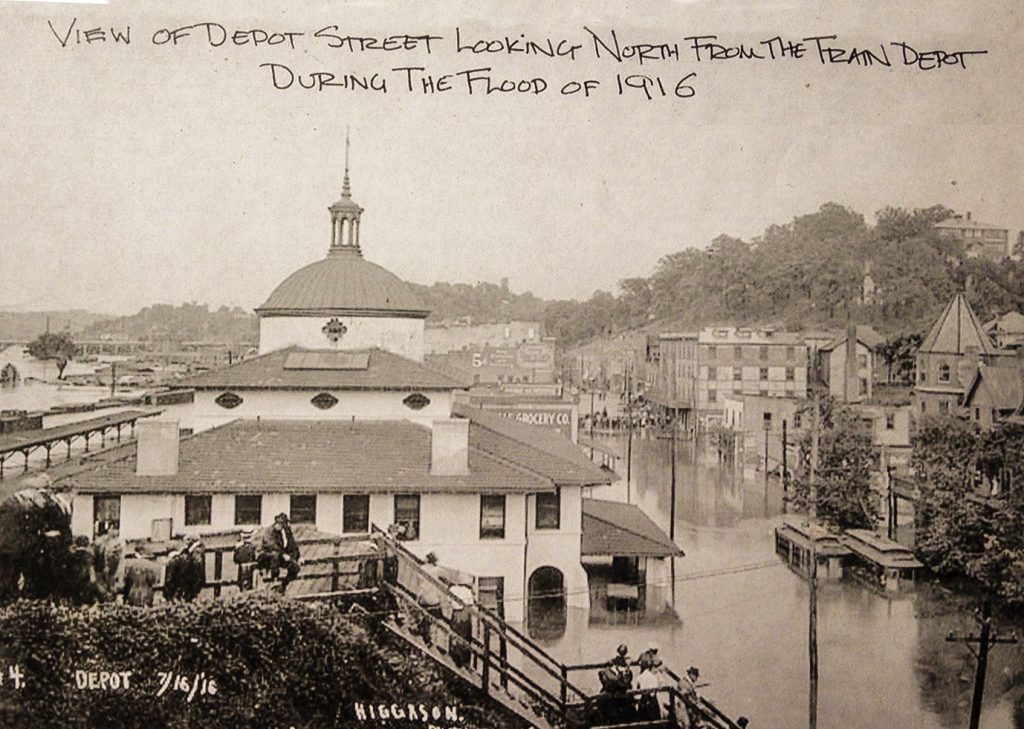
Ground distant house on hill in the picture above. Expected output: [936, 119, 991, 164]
[934, 211, 1010, 260]
[984, 311, 1024, 350]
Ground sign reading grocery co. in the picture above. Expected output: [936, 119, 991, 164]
[498, 409, 572, 428]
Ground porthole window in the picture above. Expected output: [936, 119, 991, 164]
[311, 392, 339, 410]
[214, 391, 243, 409]
[403, 393, 431, 411]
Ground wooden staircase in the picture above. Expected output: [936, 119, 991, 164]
[369, 528, 748, 729]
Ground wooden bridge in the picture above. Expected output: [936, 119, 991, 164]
[0, 410, 159, 479]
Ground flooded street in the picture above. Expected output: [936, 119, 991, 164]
[542, 432, 1024, 729]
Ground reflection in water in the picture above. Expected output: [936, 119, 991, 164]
[545, 432, 1023, 729]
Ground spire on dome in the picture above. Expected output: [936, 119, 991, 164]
[329, 129, 363, 256]
[341, 126, 352, 198]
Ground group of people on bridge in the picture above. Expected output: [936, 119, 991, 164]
[595, 643, 748, 728]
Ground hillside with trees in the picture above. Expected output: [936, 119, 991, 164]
[81, 303, 258, 344]
[551, 203, 1024, 346]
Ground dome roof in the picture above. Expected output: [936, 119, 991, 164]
[257, 249, 430, 318]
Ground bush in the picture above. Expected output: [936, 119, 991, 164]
[0, 594, 528, 729]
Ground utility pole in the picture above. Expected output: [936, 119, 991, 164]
[110, 361, 116, 398]
[626, 363, 633, 503]
[782, 419, 789, 513]
[670, 422, 678, 605]
[947, 601, 1019, 729]
[809, 390, 820, 729]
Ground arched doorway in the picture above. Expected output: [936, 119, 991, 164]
[527, 566, 566, 641]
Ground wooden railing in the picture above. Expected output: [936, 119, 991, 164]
[370, 525, 590, 710]
[563, 661, 748, 729]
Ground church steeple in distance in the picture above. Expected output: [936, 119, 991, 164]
[329, 129, 363, 256]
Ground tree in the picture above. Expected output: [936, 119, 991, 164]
[26, 332, 79, 379]
[790, 404, 878, 529]
[912, 416, 1024, 605]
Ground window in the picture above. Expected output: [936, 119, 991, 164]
[214, 391, 243, 409]
[311, 392, 338, 410]
[886, 413, 896, 430]
[394, 495, 421, 541]
[921, 401, 927, 413]
[759, 345, 769, 360]
[859, 378, 868, 395]
[920, 371, 927, 383]
[707, 345, 717, 358]
[763, 412, 773, 427]
[536, 489, 560, 529]
[235, 495, 262, 525]
[938, 401, 950, 414]
[185, 495, 212, 526]
[734, 345, 743, 359]
[707, 366, 717, 380]
[733, 368, 742, 382]
[939, 363, 951, 382]
[93, 495, 121, 536]
[857, 353, 868, 368]
[343, 495, 370, 533]
[290, 495, 317, 524]
[785, 367, 795, 381]
[480, 495, 506, 539]
[794, 412, 802, 429]
[760, 367, 769, 380]
[786, 346, 795, 360]
[707, 389, 717, 403]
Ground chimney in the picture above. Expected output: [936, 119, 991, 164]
[431, 418, 470, 476]
[136, 420, 180, 476]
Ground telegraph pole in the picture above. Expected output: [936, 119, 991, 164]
[782, 419, 789, 513]
[669, 421, 677, 608]
[626, 363, 633, 503]
[809, 390, 820, 729]
[947, 601, 1019, 729]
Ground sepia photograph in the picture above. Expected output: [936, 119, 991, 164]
[1, 1, 1023, 727]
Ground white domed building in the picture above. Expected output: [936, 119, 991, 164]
[255, 168, 431, 361]
[63, 162, 622, 624]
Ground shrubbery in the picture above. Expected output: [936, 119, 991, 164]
[0, 593, 527, 729]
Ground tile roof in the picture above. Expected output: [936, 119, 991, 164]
[963, 364, 1024, 412]
[919, 293, 997, 356]
[581, 499, 683, 557]
[454, 404, 614, 486]
[66, 419, 550, 495]
[177, 347, 470, 391]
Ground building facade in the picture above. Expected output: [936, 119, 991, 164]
[695, 328, 808, 423]
[914, 293, 1011, 417]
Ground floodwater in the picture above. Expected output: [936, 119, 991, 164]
[538, 432, 1024, 729]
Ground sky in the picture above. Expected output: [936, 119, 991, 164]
[1, 0, 1022, 314]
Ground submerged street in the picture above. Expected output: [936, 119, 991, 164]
[538, 432, 1023, 729]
